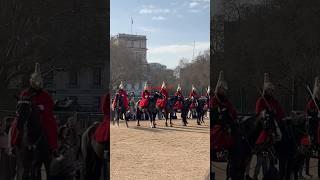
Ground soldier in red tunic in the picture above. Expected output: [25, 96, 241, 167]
[10, 63, 58, 155]
[156, 81, 169, 109]
[306, 76, 320, 145]
[255, 73, 284, 146]
[112, 81, 129, 112]
[211, 71, 237, 152]
[173, 84, 184, 111]
[94, 93, 110, 143]
[139, 82, 150, 109]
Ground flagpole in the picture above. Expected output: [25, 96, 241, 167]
[131, 17, 133, 34]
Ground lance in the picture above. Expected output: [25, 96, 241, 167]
[306, 85, 320, 113]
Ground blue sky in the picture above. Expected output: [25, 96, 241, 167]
[111, 0, 210, 69]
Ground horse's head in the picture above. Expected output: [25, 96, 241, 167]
[153, 92, 161, 100]
[16, 95, 33, 129]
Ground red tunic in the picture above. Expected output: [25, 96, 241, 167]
[11, 89, 58, 150]
[174, 91, 184, 110]
[255, 96, 284, 121]
[112, 89, 129, 110]
[255, 95, 285, 145]
[156, 88, 168, 109]
[189, 91, 199, 109]
[139, 91, 150, 108]
[189, 91, 198, 99]
[211, 95, 237, 151]
[94, 93, 110, 143]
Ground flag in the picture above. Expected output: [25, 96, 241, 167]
[131, 17, 133, 25]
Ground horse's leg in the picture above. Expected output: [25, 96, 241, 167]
[169, 110, 173, 127]
[124, 110, 129, 128]
[165, 110, 168, 127]
[153, 111, 156, 128]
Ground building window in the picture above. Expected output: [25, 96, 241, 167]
[92, 67, 102, 88]
[131, 41, 134, 48]
[68, 70, 79, 88]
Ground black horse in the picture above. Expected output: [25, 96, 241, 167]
[276, 113, 308, 180]
[113, 93, 128, 127]
[195, 97, 207, 125]
[180, 98, 192, 126]
[136, 93, 160, 128]
[14, 94, 52, 180]
[225, 114, 263, 180]
[155, 92, 175, 127]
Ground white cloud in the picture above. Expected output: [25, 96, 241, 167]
[152, 16, 167, 21]
[139, 5, 171, 14]
[148, 42, 210, 69]
[189, 2, 199, 8]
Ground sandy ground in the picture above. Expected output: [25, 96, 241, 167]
[213, 156, 320, 180]
[111, 117, 210, 180]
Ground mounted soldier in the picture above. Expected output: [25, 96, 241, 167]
[211, 71, 237, 154]
[10, 63, 59, 156]
[156, 81, 169, 110]
[255, 73, 284, 149]
[139, 82, 150, 109]
[112, 82, 129, 112]
[173, 84, 184, 112]
[306, 76, 320, 146]
[189, 85, 199, 118]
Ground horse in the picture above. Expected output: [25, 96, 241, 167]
[188, 96, 198, 119]
[81, 122, 109, 180]
[50, 117, 82, 180]
[226, 112, 306, 180]
[218, 114, 265, 180]
[113, 93, 128, 127]
[180, 98, 193, 126]
[275, 112, 309, 180]
[158, 95, 177, 127]
[136, 93, 160, 128]
[195, 97, 207, 125]
[14, 94, 52, 180]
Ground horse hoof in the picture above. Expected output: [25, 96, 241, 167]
[137, 124, 140, 126]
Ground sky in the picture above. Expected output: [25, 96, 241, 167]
[111, 0, 210, 69]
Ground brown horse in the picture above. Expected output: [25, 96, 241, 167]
[81, 122, 109, 180]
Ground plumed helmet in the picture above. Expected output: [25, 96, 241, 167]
[262, 73, 275, 95]
[144, 82, 149, 90]
[192, 84, 196, 91]
[215, 71, 228, 93]
[119, 81, 124, 89]
[29, 62, 43, 89]
[161, 81, 166, 89]
[177, 84, 181, 91]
